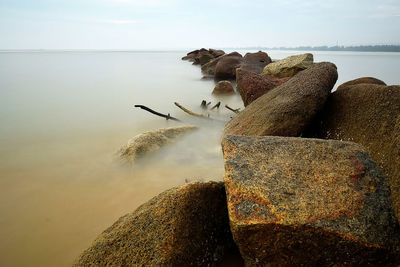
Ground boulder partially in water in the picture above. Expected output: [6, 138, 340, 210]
[222, 135, 400, 266]
[336, 77, 386, 91]
[223, 62, 337, 137]
[119, 126, 198, 163]
[212, 80, 235, 95]
[262, 53, 314, 78]
[74, 182, 236, 266]
[214, 53, 243, 80]
[236, 68, 290, 106]
[240, 51, 272, 74]
[308, 84, 400, 222]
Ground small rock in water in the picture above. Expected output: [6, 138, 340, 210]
[118, 126, 198, 164]
[212, 80, 235, 95]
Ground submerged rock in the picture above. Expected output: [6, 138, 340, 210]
[223, 62, 337, 137]
[222, 135, 400, 266]
[236, 68, 290, 106]
[308, 84, 400, 222]
[212, 80, 235, 95]
[336, 77, 386, 91]
[262, 53, 314, 78]
[74, 182, 236, 266]
[240, 51, 272, 74]
[119, 126, 197, 163]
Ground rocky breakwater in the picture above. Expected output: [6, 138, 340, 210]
[307, 80, 400, 222]
[182, 48, 225, 66]
[224, 62, 338, 137]
[222, 135, 400, 266]
[74, 182, 236, 266]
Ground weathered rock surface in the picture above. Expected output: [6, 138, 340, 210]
[223, 62, 338, 137]
[337, 77, 386, 91]
[74, 182, 236, 266]
[236, 68, 290, 106]
[119, 126, 197, 163]
[212, 80, 235, 95]
[240, 51, 272, 74]
[262, 53, 314, 78]
[182, 48, 225, 66]
[222, 135, 400, 266]
[308, 84, 400, 222]
[214, 53, 243, 80]
[209, 48, 225, 58]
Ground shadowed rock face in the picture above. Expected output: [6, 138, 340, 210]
[74, 182, 236, 266]
[236, 68, 290, 106]
[262, 53, 313, 78]
[307, 84, 400, 223]
[215, 54, 243, 81]
[240, 51, 272, 74]
[222, 135, 400, 266]
[223, 62, 338, 137]
[118, 126, 197, 163]
[336, 77, 386, 91]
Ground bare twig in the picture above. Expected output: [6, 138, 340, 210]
[174, 102, 212, 119]
[211, 101, 221, 110]
[225, 104, 240, 114]
[134, 105, 181, 121]
[201, 100, 207, 108]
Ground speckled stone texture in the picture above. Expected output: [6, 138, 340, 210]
[223, 62, 338, 137]
[336, 77, 386, 91]
[236, 68, 290, 106]
[262, 53, 314, 78]
[222, 135, 400, 266]
[74, 182, 235, 266]
[307, 84, 400, 223]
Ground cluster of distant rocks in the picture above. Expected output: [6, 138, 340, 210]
[74, 49, 400, 266]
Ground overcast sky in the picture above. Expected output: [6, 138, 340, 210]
[0, 0, 399, 50]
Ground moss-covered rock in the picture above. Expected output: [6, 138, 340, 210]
[262, 53, 313, 78]
[74, 182, 236, 266]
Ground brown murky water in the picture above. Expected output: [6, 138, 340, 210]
[0, 50, 399, 266]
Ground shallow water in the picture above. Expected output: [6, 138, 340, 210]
[0, 50, 399, 266]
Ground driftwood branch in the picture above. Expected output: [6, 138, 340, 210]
[174, 102, 212, 119]
[225, 104, 240, 114]
[201, 100, 207, 109]
[211, 101, 221, 110]
[134, 105, 181, 121]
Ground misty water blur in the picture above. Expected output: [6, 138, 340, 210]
[0, 50, 399, 266]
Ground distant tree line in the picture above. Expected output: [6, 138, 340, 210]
[263, 45, 400, 52]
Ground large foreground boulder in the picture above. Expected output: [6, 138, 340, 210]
[222, 135, 400, 266]
[308, 84, 400, 222]
[223, 62, 338, 137]
[262, 53, 313, 78]
[336, 77, 386, 91]
[119, 126, 197, 163]
[214, 53, 243, 80]
[74, 182, 235, 266]
[236, 68, 290, 106]
[240, 51, 272, 74]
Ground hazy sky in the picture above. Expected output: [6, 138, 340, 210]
[1, 0, 399, 49]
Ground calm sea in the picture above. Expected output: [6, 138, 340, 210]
[0, 50, 399, 266]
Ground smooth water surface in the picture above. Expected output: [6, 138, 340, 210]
[0, 50, 399, 266]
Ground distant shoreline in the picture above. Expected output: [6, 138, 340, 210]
[1, 45, 400, 53]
